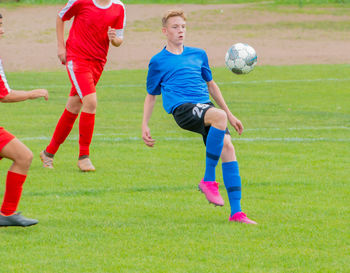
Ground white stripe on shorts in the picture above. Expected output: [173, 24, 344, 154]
[67, 60, 83, 99]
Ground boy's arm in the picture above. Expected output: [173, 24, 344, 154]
[207, 80, 244, 135]
[142, 94, 157, 147]
[107, 26, 123, 47]
[56, 15, 66, 64]
[0, 89, 48, 103]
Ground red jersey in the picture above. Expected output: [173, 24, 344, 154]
[59, 0, 126, 64]
[0, 59, 11, 99]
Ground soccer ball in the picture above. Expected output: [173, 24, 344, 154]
[225, 43, 257, 74]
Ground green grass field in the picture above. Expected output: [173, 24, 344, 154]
[0, 64, 349, 272]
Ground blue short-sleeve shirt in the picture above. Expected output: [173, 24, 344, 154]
[147, 46, 213, 114]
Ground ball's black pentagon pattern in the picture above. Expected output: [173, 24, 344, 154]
[231, 67, 243, 74]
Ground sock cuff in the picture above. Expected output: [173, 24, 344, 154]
[80, 112, 96, 118]
[64, 108, 79, 118]
[7, 171, 27, 180]
[7, 171, 27, 187]
[209, 126, 226, 136]
[222, 161, 238, 167]
[222, 161, 239, 172]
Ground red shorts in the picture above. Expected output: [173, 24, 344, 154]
[66, 58, 104, 99]
[0, 127, 15, 160]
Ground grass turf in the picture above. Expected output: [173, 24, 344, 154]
[0, 64, 349, 272]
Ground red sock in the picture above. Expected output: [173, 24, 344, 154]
[1, 171, 27, 216]
[79, 112, 95, 157]
[46, 109, 78, 155]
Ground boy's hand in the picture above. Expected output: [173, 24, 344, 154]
[107, 26, 117, 41]
[142, 125, 155, 147]
[30, 89, 49, 101]
[108, 26, 123, 47]
[228, 114, 243, 135]
[57, 46, 66, 65]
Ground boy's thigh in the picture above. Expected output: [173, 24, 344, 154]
[0, 127, 15, 160]
[173, 102, 214, 136]
[173, 103, 230, 145]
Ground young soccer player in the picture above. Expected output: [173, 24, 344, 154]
[40, 0, 126, 171]
[142, 10, 257, 224]
[0, 13, 49, 227]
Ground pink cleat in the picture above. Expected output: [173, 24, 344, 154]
[229, 212, 257, 225]
[198, 179, 224, 206]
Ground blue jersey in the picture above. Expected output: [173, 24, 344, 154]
[146, 46, 213, 114]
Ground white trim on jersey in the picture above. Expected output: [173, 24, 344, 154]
[115, 29, 124, 39]
[67, 60, 83, 99]
[112, 0, 126, 38]
[59, 0, 78, 18]
[0, 60, 11, 94]
[93, 0, 113, 9]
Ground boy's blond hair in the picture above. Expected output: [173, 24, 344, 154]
[162, 9, 186, 27]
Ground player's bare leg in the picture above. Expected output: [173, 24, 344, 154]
[1, 138, 33, 175]
[220, 135, 236, 162]
[0, 138, 38, 227]
[77, 93, 96, 172]
[66, 95, 83, 114]
[204, 108, 227, 130]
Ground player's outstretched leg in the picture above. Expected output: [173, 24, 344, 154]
[198, 126, 226, 206]
[41, 108, 79, 168]
[198, 108, 227, 206]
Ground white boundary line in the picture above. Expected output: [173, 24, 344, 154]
[245, 126, 350, 131]
[11, 78, 350, 89]
[20, 135, 350, 143]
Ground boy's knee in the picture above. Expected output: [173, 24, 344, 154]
[210, 109, 227, 130]
[82, 96, 97, 113]
[15, 149, 33, 169]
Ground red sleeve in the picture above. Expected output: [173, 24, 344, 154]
[113, 2, 126, 38]
[59, 0, 81, 21]
[0, 60, 11, 99]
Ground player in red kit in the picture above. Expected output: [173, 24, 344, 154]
[0, 13, 49, 227]
[40, 0, 126, 171]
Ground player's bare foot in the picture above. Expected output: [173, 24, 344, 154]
[40, 150, 54, 169]
[77, 156, 95, 172]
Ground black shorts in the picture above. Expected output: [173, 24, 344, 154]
[172, 102, 230, 144]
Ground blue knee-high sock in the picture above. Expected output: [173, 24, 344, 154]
[222, 161, 242, 215]
[203, 126, 225, 182]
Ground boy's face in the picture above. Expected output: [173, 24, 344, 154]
[0, 18, 4, 37]
[162, 16, 186, 46]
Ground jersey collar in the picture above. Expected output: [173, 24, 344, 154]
[92, 0, 113, 9]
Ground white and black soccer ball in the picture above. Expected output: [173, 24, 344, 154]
[225, 43, 257, 74]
